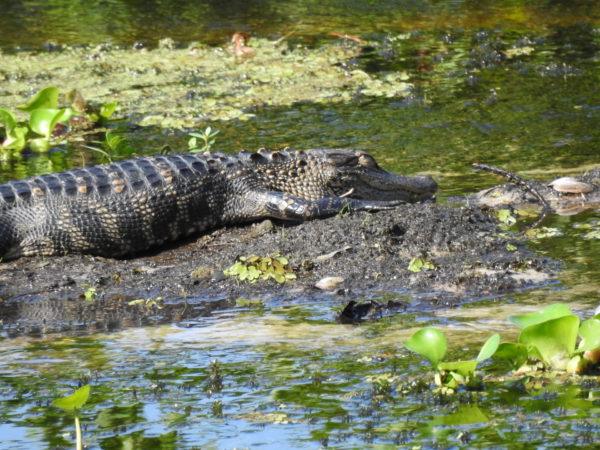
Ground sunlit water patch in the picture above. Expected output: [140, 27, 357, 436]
[0, 308, 599, 448]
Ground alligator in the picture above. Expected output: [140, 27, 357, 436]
[0, 148, 437, 259]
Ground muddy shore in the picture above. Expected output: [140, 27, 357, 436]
[0, 203, 555, 337]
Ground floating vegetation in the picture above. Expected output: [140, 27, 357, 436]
[0, 38, 413, 129]
[224, 254, 297, 283]
[404, 303, 600, 394]
[0, 86, 118, 154]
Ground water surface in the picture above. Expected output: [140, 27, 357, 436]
[1, 0, 600, 448]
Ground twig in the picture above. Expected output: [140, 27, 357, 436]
[274, 24, 302, 46]
[472, 162, 551, 229]
[330, 32, 363, 43]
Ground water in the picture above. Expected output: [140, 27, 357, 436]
[1, 0, 600, 448]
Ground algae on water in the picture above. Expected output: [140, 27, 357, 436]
[0, 38, 412, 129]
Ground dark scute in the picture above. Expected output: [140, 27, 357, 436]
[131, 179, 145, 191]
[146, 172, 162, 187]
[60, 174, 78, 196]
[41, 174, 63, 195]
[179, 167, 194, 178]
[97, 182, 112, 195]
[172, 157, 191, 171]
[191, 160, 207, 172]
[0, 185, 15, 203]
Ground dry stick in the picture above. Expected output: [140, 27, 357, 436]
[472, 162, 551, 230]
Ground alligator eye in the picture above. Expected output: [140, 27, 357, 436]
[358, 154, 377, 168]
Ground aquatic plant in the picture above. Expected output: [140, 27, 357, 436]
[407, 256, 436, 272]
[404, 303, 600, 393]
[52, 384, 91, 450]
[403, 328, 500, 393]
[0, 86, 118, 154]
[188, 126, 220, 153]
[499, 303, 600, 374]
[224, 254, 296, 283]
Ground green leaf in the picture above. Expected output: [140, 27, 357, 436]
[524, 227, 563, 239]
[17, 86, 59, 112]
[407, 257, 435, 273]
[519, 315, 580, 368]
[578, 318, 600, 352]
[99, 102, 118, 120]
[496, 209, 516, 226]
[430, 405, 488, 426]
[2, 126, 27, 150]
[508, 303, 573, 329]
[476, 333, 500, 362]
[29, 108, 71, 138]
[52, 385, 91, 412]
[493, 342, 529, 370]
[0, 108, 17, 132]
[403, 327, 447, 367]
[438, 360, 477, 377]
[235, 298, 263, 307]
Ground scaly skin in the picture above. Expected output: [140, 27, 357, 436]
[0, 148, 437, 259]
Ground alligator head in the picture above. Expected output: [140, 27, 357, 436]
[280, 148, 437, 203]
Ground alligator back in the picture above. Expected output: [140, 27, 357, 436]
[0, 152, 266, 258]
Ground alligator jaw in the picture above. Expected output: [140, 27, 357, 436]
[355, 171, 438, 202]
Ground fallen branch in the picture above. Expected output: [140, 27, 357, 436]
[472, 162, 551, 229]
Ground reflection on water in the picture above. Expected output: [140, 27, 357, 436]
[1, 0, 599, 49]
[1, 0, 600, 447]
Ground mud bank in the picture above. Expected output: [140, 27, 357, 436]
[0, 203, 556, 337]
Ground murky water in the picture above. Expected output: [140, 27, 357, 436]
[1, 0, 600, 448]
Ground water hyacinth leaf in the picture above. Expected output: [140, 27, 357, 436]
[17, 86, 59, 112]
[493, 342, 529, 370]
[578, 318, 600, 352]
[0, 108, 17, 132]
[2, 126, 27, 150]
[476, 333, 500, 362]
[29, 108, 71, 138]
[519, 315, 579, 368]
[403, 327, 447, 367]
[53, 384, 91, 412]
[508, 303, 573, 329]
[438, 360, 478, 377]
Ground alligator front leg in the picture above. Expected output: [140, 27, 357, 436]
[256, 191, 403, 221]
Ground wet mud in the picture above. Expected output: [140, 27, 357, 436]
[0, 203, 556, 337]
